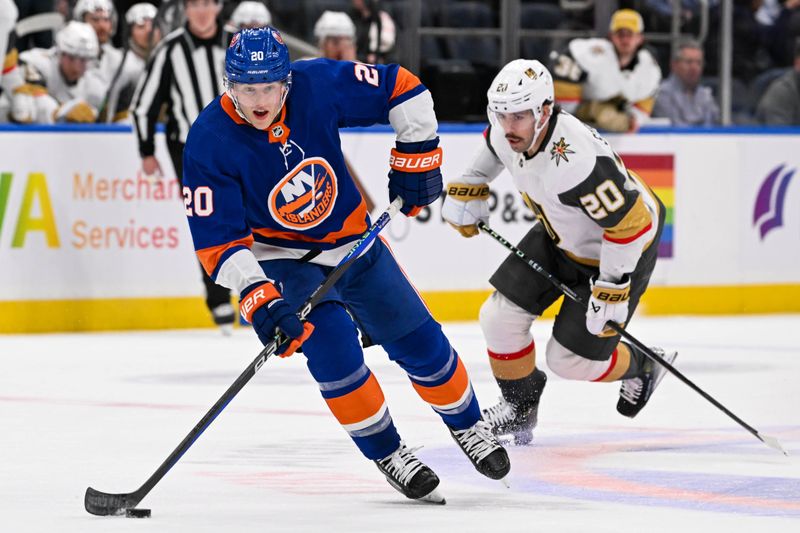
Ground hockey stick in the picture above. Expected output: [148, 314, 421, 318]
[84, 197, 404, 516]
[478, 221, 787, 455]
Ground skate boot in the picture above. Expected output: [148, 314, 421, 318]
[617, 347, 678, 418]
[482, 368, 547, 445]
[374, 443, 445, 504]
[449, 420, 510, 480]
[211, 303, 236, 336]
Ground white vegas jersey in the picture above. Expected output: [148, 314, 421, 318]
[18, 47, 108, 108]
[465, 108, 663, 281]
[552, 38, 661, 125]
[568, 38, 660, 105]
[95, 42, 123, 85]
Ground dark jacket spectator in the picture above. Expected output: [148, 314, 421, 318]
[756, 38, 800, 124]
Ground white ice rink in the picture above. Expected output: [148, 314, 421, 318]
[2, 315, 799, 532]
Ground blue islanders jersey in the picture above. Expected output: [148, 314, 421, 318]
[182, 58, 438, 292]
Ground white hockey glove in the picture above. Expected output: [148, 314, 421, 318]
[54, 98, 97, 123]
[586, 275, 630, 337]
[441, 180, 490, 238]
[11, 84, 59, 124]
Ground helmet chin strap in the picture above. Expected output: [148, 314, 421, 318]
[524, 109, 548, 153]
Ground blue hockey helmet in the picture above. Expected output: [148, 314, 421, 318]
[225, 27, 291, 85]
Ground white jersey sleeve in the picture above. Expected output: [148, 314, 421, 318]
[459, 125, 507, 185]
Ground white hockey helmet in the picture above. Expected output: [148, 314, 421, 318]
[313, 11, 356, 40]
[230, 1, 272, 29]
[487, 59, 554, 146]
[56, 21, 100, 59]
[73, 0, 116, 21]
[73, 0, 117, 38]
[125, 3, 158, 26]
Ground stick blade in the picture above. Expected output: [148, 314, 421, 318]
[759, 433, 789, 456]
[84, 487, 140, 516]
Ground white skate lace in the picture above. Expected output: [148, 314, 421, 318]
[482, 398, 517, 427]
[452, 420, 501, 462]
[378, 444, 425, 486]
[619, 377, 644, 404]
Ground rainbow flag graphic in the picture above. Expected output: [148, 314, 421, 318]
[620, 154, 674, 258]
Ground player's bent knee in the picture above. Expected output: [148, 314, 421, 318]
[545, 337, 604, 381]
[479, 292, 535, 352]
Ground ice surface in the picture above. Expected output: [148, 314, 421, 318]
[1, 316, 798, 532]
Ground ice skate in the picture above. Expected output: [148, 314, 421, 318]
[482, 368, 547, 445]
[482, 398, 538, 446]
[211, 303, 236, 336]
[374, 443, 445, 504]
[617, 348, 678, 418]
[449, 420, 510, 481]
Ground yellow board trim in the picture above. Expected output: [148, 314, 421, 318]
[2, 284, 800, 333]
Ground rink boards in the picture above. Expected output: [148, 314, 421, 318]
[1, 125, 799, 332]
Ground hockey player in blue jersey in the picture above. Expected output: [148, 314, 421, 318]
[181, 27, 510, 503]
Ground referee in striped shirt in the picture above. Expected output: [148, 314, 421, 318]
[130, 0, 234, 332]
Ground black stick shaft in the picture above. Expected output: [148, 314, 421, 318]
[478, 221, 778, 449]
[85, 199, 403, 515]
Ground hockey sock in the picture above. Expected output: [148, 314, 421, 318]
[304, 302, 400, 460]
[384, 317, 481, 430]
[495, 368, 547, 410]
[617, 342, 649, 380]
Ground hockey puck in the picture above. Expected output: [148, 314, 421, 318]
[125, 508, 151, 518]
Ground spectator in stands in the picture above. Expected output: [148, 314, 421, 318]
[228, 1, 272, 30]
[350, 0, 396, 64]
[755, 0, 800, 67]
[756, 37, 800, 124]
[551, 8, 662, 132]
[12, 21, 108, 123]
[314, 11, 357, 61]
[130, 0, 234, 333]
[98, 2, 161, 122]
[652, 39, 719, 126]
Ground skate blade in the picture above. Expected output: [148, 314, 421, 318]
[417, 488, 446, 505]
[499, 476, 511, 488]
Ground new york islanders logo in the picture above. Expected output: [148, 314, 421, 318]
[269, 157, 338, 230]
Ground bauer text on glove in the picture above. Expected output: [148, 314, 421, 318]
[240, 281, 314, 356]
[585, 275, 630, 337]
[441, 181, 490, 237]
[388, 137, 443, 216]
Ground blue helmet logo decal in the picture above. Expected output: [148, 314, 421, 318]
[225, 26, 290, 85]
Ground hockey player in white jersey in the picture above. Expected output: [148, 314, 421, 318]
[73, 0, 124, 89]
[12, 21, 107, 123]
[98, 3, 162, 122]
[550, 8, 661, 132]
[442, 59, 676, 445]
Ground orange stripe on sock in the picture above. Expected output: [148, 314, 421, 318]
[324, 373, 386, 425]
[412, 357, 470, 408]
